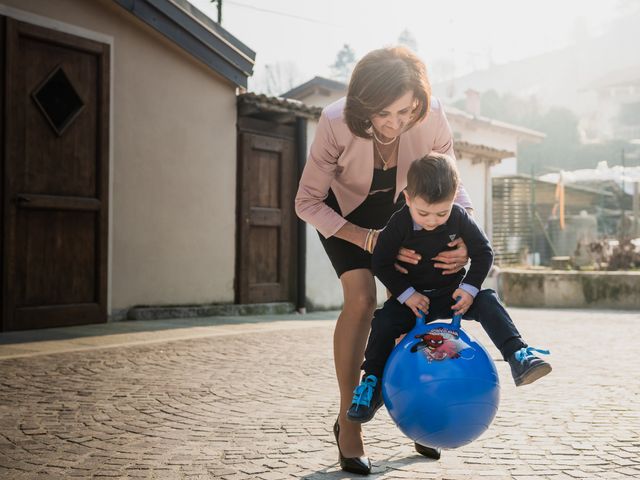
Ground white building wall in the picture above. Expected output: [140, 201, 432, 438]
[456, 158, 488, 232]
[491, 157, 518, 177]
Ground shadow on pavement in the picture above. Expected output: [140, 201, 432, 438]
[0, 310, 340, 345]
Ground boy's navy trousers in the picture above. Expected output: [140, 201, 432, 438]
[361, 288, 526, 378]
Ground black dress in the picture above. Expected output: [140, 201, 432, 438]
[318, 167, 405, 278]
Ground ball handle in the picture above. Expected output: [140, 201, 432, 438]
[416, 297, 463, 330]
[451, 312, 462, 330]
[451, 296, 463, 330]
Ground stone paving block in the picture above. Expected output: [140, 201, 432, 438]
[220, 474, 250, 480]
[615, 466, 640, 475]
[261, 459, 288, 469]
[562, 470, 594, 478]
[238, 463, 270, 475]
[256, 470, 293, 480]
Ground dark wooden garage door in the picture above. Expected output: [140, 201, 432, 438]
[1, 18, 110, 331]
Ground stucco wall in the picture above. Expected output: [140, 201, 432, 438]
[2, 0, 238, 311]
[498, 269, 640, 309]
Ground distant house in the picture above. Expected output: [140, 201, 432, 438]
[284, 79, 545, 309]
[282, 75, 346, 108]
[1, 0, 255, 330]
[581, 65, 640, 141]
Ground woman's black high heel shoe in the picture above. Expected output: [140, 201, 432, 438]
[333, 419, 371, 475]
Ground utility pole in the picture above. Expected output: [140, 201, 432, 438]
[620, 148, 626, 240]
[211, 0, 222, 24]
[530, 164, 537, 264]
[634, 182, 639, 238]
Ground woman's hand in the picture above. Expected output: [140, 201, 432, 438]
[394, 248, 421, 274]
[432, 237, 469, 275]
[451, 289, 473, 316]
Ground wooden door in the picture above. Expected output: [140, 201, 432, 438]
[2, 18, 110, 331]
[236, 118, 297, 304]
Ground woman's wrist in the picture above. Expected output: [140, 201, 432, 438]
[363, 228, 374, 253]
[363, 229, 371, 250]
[333, 223, 378, 251]
[370, 230, 379, 253]
[362, 229, 379, 253]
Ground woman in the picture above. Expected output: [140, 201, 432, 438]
[295, 46, 473, 475]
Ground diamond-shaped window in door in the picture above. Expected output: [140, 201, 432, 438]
[32, 66, 85, 136]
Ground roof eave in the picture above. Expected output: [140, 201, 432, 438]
[282, 76, 347, 99]
[454, 141, 514, 166]
[447, 107, 546, 142]
[114, 0, 255, 88]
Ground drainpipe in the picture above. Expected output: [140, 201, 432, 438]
[295, 117, 307, 313]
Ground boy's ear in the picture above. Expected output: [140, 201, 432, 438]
[403, 190, 411, 205]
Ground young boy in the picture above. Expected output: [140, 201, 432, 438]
[347, 153, 551, 426]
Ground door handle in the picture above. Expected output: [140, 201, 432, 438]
[16, 194, 31, 205]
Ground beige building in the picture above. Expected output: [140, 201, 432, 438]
[0, 0, 255, 330]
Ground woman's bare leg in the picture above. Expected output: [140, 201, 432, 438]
[334, 269, 378, 458]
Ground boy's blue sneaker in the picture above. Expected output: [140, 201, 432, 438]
[508, 347, 552, 386]
[346, 374, 383, 423]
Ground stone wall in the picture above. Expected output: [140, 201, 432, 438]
[498, 269, 640, 309]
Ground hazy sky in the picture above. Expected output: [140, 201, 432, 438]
[190, 0, 627, 93]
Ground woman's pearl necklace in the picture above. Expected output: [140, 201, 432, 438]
[373, 136, 399, 171]
[371, 128, 398, 145]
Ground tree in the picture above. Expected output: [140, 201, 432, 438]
[251, 61, 301, 96]
[330, 44, 356, 83]
[518, 107, 581, 174]
[398, 29, 418, 52]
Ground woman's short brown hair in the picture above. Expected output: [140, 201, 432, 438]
[406, 153, 459, 204]
[344, 46, 431, 138]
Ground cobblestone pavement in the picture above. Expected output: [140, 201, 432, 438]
[0, 308, 639, 479]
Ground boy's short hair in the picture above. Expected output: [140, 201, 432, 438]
[406, 153, 459, 203]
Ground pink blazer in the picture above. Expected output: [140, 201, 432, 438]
[295, 96, 472, 238]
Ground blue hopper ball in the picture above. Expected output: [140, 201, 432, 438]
[382, 311, 500, 449]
